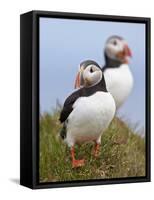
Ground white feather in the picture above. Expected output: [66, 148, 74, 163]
[65, 91, 116, 147]
[104, 64, 133, 109]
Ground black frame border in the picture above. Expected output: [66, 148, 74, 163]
[21, 10, 151, 189]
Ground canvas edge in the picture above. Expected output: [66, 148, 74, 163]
[20, 10, 151, 189]
[20, 11, 33, 188]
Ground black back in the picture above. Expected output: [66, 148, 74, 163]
[59, 75, 107, 123]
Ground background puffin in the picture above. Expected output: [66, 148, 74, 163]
[102, 35, 133, 109]
[59, 60, 116, 168]
[76, 36, 133, 110]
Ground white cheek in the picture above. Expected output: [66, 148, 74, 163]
[91, 72, 102, 84]
[118, 43, 124, 51]
[83, 71, 92, 83]
[106, 47, 116, 59]
[106, 43, 123, 59]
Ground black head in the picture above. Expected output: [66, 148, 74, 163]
[104, 35, 132, 65]
[74, 60, 106, 90]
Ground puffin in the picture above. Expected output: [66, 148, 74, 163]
[75, 36, 133, 109]
[102, 35, 133, 109]
[59, 60, 116, 168]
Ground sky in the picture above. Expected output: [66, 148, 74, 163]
[39, 17, 145, 129]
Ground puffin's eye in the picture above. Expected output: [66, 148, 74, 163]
[113, 40, 117, 45]
[90, 67, 94, 73]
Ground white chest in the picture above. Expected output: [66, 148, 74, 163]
[104, 64, 133, 109]
[66, 92, 116, 146]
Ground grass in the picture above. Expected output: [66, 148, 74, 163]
[39, 110, 145, 182]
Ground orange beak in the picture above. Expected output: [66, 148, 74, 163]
[74, 71, 81, 89]
[74, 67, 84, 89]
[124, 44, 132, 57]
[116, 44, 132, 63]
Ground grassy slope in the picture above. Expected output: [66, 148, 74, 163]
[40, 111, 145, 182]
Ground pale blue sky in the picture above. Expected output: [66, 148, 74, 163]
[39, 17, 145, 129]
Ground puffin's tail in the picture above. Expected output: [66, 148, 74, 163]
[59, 122, 67, 140]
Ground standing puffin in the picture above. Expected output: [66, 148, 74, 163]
[102, 36, 133, 109]
[75, 36, 133, 109]
[59, 60, 116, 168]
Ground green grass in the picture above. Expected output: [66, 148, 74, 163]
[39, 111, 145, 182]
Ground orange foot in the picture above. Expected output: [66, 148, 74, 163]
[72, 159, 85, 168]
[93, 143, 100, 158]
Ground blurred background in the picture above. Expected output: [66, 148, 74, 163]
[39, 17, 145, 131]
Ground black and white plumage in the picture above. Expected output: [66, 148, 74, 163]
[59, 60, 116, 168]
[102, 36, 133, 109]
[77, 36, 133, 109]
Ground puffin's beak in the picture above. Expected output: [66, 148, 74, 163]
[124, 44, 132, 57]
[74, 71, 81, 89]
[74, 67, 84, 89]
[116, 44, 132, 63]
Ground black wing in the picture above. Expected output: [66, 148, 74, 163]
[59, 76, 106, 123]
[59, 90, 82, 123]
